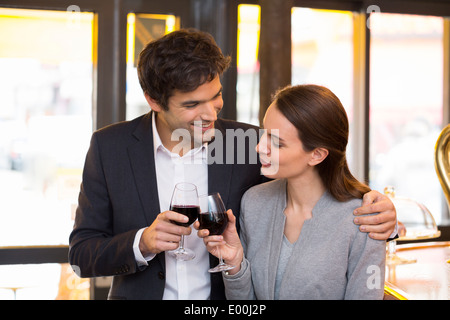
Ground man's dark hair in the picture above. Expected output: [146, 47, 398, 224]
[137, 28, 231, 110]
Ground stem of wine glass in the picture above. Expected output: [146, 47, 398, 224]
[218, 247, 224, 265]
[179, 235, 185, 251]
[388, 240, 396, 256]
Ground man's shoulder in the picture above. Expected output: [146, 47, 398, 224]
[94, 113, 149, 138]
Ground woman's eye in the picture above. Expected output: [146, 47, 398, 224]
[271, 138, 281, 148]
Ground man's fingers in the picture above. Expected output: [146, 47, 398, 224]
[360, 190, 383, 206]
[354, 214, 396, 240]
[156, 211, 192, 235]
[354, 199, 391, 216]
[368, 230, 394, 241]
[164, 223, 192, 236]
[162, 210, 189, 224]
[354, 210, 396, 226]
[155, 231, 182, 243]
[357, 218, 395, 233]
[155, 240, 181, 252]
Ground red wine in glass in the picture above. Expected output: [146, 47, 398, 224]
[198, 193, 235, 273]
[198, 211, 228, 235]
[170, 205, 200, 227]
[168, 182, 199, 261]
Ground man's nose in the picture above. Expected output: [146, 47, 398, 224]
[201, 101, 220, 121]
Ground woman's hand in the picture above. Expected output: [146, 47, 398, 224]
[194, 209, 243, 275]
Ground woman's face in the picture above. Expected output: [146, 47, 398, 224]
[256, 102, 315, 180]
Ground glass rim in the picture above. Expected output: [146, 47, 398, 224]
[174, 182, 197, 191]
[199, 192, 221, 198]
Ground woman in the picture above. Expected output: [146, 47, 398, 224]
[197, 84, 386, 299]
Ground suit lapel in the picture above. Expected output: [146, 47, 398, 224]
[127, 112, 166, 271]
[127, 112, 161, 225]
[207, 119, 233, 208]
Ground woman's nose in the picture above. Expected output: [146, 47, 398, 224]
[256, 132, 270, 155]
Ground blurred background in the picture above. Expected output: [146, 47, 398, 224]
[0, 0, 449, 299]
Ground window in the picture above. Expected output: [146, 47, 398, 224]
[0, 7, 94, 246]
[369, 13, 444, 224]
[291, 8, 354, 170]
[0, 7, 94, 299]
[236, 4, 260, 126]
[126, 13, 180, 120]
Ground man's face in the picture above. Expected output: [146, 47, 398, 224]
[147, 76, 224, 154]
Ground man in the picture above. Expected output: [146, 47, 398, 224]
[69, 29, 396, 300]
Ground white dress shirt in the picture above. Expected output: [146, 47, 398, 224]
[133, 112, 210, 300]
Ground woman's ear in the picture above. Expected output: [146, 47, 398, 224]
[144, 93, 163, 112]
[309, 147, 329, 166]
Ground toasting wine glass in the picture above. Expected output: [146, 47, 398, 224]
[168, 182, 200, 261]
[198, 193, 235, 273]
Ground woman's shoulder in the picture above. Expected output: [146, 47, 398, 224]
[240, 179, 286, 220]
[336, 197, 363, 214]
[317, 193, 363, 227]
[242, 179, 285, 202]
[240, 180, 286, 231]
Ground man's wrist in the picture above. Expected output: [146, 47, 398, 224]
[133, 228, 155, 266]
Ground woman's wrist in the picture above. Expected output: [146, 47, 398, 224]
[224, 248, 244, 275]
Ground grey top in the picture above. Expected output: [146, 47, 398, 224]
[223, 179, 386, 300]
[274, 236, 294, 299]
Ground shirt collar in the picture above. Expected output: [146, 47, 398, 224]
[151, 111, 165, 155]
[151, 112, 207, 158]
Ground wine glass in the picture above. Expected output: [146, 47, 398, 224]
[198, 193, 235, 273]
[384, 186, 441, 266]
[168, 182, 200, 261]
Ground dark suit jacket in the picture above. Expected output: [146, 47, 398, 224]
[68, 112, 265, 300]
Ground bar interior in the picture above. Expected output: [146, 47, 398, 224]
[0, 0, 449, 301]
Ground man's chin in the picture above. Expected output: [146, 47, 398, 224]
[193, 128, 216, 145]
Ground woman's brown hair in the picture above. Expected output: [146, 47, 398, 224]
[272, 84, 371, 201]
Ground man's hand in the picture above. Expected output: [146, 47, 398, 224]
[139, 211, 192, 256]
[353, 190, 397, 240]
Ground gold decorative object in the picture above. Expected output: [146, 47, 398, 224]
[434, 124, 450, 210]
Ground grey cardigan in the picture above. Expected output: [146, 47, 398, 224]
[224, 179, 386, 300]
